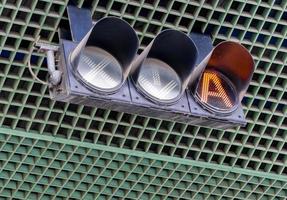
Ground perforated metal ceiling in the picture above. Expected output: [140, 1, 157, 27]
[0, 0, 286, 199]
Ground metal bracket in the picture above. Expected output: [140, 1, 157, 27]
[35, 42, 62, 86]
[35, 42, 59, 52]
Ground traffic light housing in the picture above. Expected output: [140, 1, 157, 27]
[193, 41, 254, 115]
[50, 6, 254, 129]
[131, 29, 198, 104]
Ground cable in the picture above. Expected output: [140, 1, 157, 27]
[27, 36, 49, 85]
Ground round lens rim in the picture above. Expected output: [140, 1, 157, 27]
[194, 70, 239, 115]
[133, 58, 183, 105]
[71, 47, 124, 94]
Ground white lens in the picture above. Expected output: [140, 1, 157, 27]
[137, 58, 181, 102]
[77, 47, 122, 91]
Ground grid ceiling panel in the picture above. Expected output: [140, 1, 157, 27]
[0, 0, 287, 198]
[0, 130, 286, 200]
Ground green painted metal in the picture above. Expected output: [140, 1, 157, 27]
[0, 0, 286, 199]
[1, 127, 286, 183]
[0, 130, 286, 199]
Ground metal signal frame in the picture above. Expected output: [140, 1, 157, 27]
[48, 6, 252, 129]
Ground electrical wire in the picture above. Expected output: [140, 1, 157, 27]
[27, 36, 49, 85]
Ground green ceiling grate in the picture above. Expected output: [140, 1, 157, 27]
[0, 128, 286, 200]
[0, 0, 287, 199]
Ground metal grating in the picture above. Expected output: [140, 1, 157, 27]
[0, 0, 286, 199]
[0, 129, 287, 200]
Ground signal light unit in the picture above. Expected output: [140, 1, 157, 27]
[39, 6, 254, 129]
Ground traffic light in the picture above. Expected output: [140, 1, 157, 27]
[187, 35, 254, 128]
[67, 6, 139, 94]
[131, 30, 198, 104]
[193, 41, 254, 115]
[48, 6, 254, 129]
